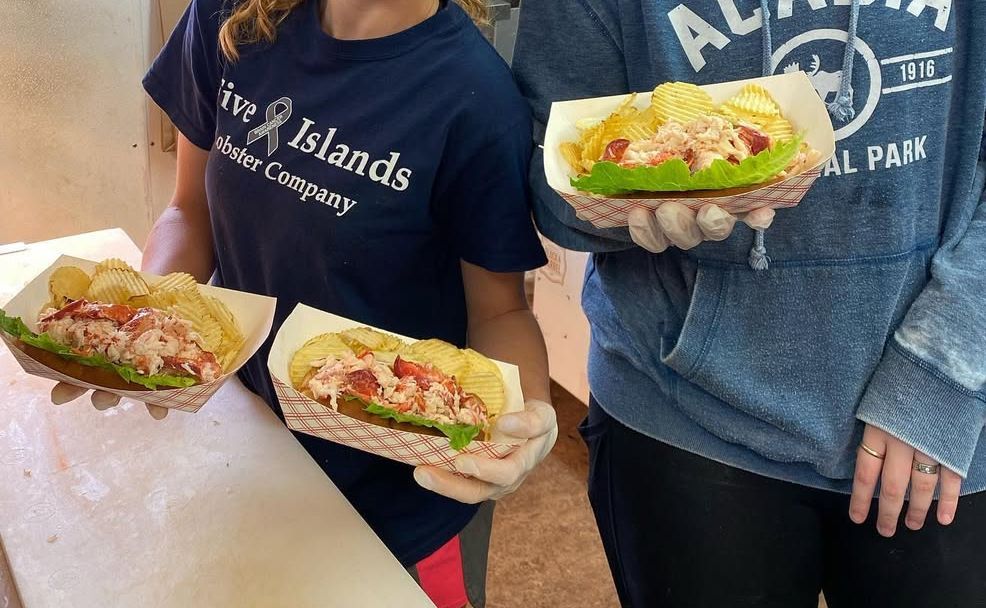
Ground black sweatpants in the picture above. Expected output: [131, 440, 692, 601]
[581, 398, 986, 608]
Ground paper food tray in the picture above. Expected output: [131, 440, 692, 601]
[0, 255, 276, 413]
[544, 71, 836, 228]
[268, 304, 524, 471]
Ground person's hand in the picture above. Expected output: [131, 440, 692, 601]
[849, 424, 961, 536]
[628, 202, 776, 253]
[49, 382, 169, 419]
[413, 399, 557, 503]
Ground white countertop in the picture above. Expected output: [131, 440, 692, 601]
[0, 229, 434, 608]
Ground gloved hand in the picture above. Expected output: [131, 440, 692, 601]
[50, 382, 169, 419]
[628, 202, 776, 253]
[413, 399, 557, 504]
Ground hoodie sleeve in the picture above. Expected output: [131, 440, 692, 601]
[511, 0, 636, 253]
[856, 153, 986, 478]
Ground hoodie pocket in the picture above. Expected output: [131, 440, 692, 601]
[662, 246, 933, 478]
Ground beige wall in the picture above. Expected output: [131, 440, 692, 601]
[0, 1, 180, 247]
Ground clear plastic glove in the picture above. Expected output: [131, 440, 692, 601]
[49, 382, 169, 419]
[628, 202, 776, 253]
[412, 399, 557, 504]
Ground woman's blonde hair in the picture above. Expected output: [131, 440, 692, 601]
[219, 0, 489, 60]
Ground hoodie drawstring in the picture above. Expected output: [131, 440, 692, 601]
[749, 0, 775, 271]
[748, 0, 860, 271]
[829, 0, 860, 122]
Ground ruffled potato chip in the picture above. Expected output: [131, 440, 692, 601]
[459, 371, 506, 418]
[711, 104, 743, 124]
[203, 295, 243, 345]
[168, 292, 223, 354]
[218, 339, 244, 370]
[566, 92, 666, 173]
[289, 333, 354, 388]
[153, 272, 197, 293]
[760, 115, 795, 142]
[340, 327, 405, 353]
[462, 348, 503, 381]
[94, 258, 135, 274]
[722, 84, 781, 117]
[145, 290, 179, 310]
[404, 339, 467, 377]
[86, 268, 149, 305]
[651, 82, 714, 124]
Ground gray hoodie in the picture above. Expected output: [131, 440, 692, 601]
[514, 0, 986, 492]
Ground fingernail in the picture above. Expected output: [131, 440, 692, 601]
[91, 392, 121, 409]
[454, 457, 479, 477]
[878, 525, 895, 538]
[413, 468, 434, 490]
[849, 510, 865, 524]
[940, 512, 954, 525]
[905, 518, 922, 531]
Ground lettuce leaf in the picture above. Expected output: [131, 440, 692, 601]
[0, 308, 197, 390]
[362, 401, 483, 451]
[570, 134, 804, 196]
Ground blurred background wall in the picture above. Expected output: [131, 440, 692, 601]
[0, 0, 180, 245]
[0, 1, 521, 246]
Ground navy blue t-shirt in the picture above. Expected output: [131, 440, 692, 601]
[144, 0, 546, 565]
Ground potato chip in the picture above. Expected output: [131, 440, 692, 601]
[202, 296, 243, 343]
[218, 340, 243, 370]
[145, 290, 179, 310]
[621, 123, 653, 143]
[94, 258, 135, 274]
[711, 104, 743, 124]
[163, 289, 222, 353]
[86, 268, 149, 305]
[722, 84, 780, 117]
[559, 141, 585, 174]
[340, 327, 405, 353]
[372, 350, 400, 367]
[574, 92, 663, 167]
[579, 127, 609, 168]
[636, 103, 664, 131]
[651, 82, 714, 124]
[459, 371, 506, 418]
[761, 115, 795, 142]
[153, 272, 197, 293]
[289, 333, 354, 388]
[575, 116, 604, 130]
[48, 266, 91, 307]
[404, 339, 467, 377]
[462, 348, 503, 381]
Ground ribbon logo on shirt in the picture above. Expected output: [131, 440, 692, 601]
[246, 96, 293, 156]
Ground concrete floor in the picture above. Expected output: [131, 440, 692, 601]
[487, 383, 619, 608]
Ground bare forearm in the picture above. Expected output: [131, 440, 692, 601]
[142, 205, 215, 282]
[468, 309, 551, 404]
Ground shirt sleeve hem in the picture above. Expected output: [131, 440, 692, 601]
[142, 71, 215, 152]
[856, 341, 986, 477]
[460, 252, 548, 274]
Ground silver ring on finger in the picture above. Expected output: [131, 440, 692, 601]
[913, 461, 940, 475]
